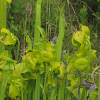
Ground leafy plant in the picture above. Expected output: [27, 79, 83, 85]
[67, 25, 97, 99]
[0, 0, 100, 100]
[0, 28, 20, 62]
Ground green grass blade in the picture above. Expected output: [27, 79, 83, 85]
[34, 25, 46, 50]
[33, 0, 42, 50]
[0, 70, 12, 100]
[89, 92, 93, 100]
[16, 37, 20, 63]
[32, 80, 36, 100]
[35, 71, 41, 100]
[27, 80, 34, 100]
[65, 76, 71, 100]
[81, 86, 87, 100]
[23, 81, 28, 100]
[58, 76, 66, 100]
[0, 0, 7, 54]
[26, 35, 32, 50]
[21, 85, 23, 100]
[56, 5, 65, 100]
[50, 76, 58, 100]
[56, 5, 65, 62]
[43, 71, 48, 100]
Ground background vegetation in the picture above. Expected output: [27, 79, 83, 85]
[6, 0, 100, 61]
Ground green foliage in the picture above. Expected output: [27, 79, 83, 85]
[26, 35, 32, 50]
[0, 25, 99, 100]
[67, 25, 97, 99]
[0, 0, 100, 100]
[0, 50, 16, 100]
[79, 5, 88, 25]
[1, 28, 16, 45]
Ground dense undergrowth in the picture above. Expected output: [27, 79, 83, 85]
[0, 0, 100, 100]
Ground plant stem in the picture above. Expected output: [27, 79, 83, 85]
[32, 80, 36, 100]
[0, 70, 12, 100]
[81, 86, 87, 100]
[89, 92, 93, 100]
[43, 71, 48, 100]
[0, 0, 7, 54]
[27, 80, 34, 100]
[23, 81, 28, 100]
[15, 37, 20, 63]
[35, 71, 41, 100]
[21, 85, 23, 100]
[56, 5, 65, 62]
[78, 71, 80, 100]
[50, 76, 58, 100]
[33, 0, 42, 49]
[58, 76, 66, 100]
[55, 5, 65, 100]
[65, 75, 71, 100]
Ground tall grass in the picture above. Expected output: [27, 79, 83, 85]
[50, 5, 65, 100]
[0, 70, 12, 100]
[33, 0, 42, 50]
[57, 5, 66, 100]
[56, 5, 65, 62]
[33, 1, 44, 100]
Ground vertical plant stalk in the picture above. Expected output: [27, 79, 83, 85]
[33, 1, 47, 100]
[57, 5, 65, 100]
[46, 0, 48, 36]
[65, 75, 71, 100]
[56, 5, 65, 62]
[23, 81, 28, 100]
[15, 37, 20, 63]
[27, 80, 34, 100]
[50, 76, 58, 100]
[33, 0, 42, 49]
[43, 71, 48, 100]
[0, 70, 12, 100]
[21, 83, 23, 100]
[48, 0, 51, 38]
[78, 71, 80, 100]
[50, 5, 65, 100]
[89, 92, 93, 100]
[58, 76, 66, 100]
[0, 0, 7, 54]
[81, 86, 87, 100]
[35, 71, 41, 100]
[32, 80, 36, 100]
